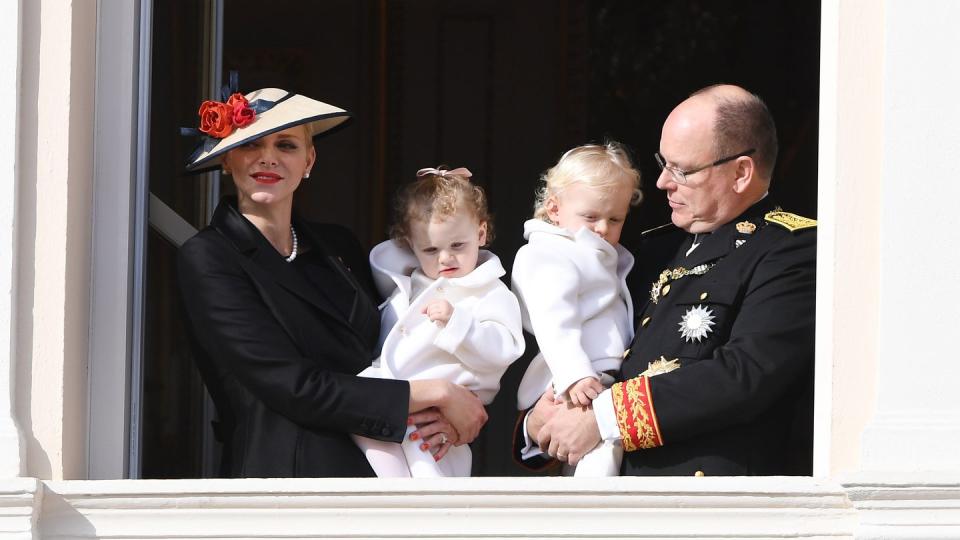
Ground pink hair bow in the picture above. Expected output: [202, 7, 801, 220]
[416, 166, 473, 178]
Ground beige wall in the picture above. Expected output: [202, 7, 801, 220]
[5, 0, 927, 482]
[815, 0, 884, 477]
[15, 0, 97, 480]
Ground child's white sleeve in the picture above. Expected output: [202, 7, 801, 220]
[512, 245, 597, 395]
[433, 285, 525, 376]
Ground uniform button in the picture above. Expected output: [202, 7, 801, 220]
[398, 325, 407, 335]
[700, 292, 709, 300]
[661, 284, 671, 296]
[694, 470, 705, 477]
[621, 348, 631, 359]
[641, 316, 651, 327]
[436, 286, 445, 293]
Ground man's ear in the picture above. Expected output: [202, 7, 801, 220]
[478, 221, 488, 246]
[732, 156, 756, 194]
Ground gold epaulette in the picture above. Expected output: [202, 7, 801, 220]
[764, 211, 817, 232]
[611, 376, 663, 452]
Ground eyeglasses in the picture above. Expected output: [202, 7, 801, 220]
[654, 148, 755, 185]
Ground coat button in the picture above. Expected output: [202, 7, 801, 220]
[641, 316, 651, 327]
[398, 325, 407, 335]
[699, 292, 709, 300]
[694, 470, 705, 477]
[436, 286, 445, 293]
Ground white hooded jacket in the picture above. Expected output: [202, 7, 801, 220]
[513, 219, 634, 410]
[366, 239, 525, 404]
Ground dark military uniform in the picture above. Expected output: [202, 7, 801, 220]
[615, 200, 816, 476]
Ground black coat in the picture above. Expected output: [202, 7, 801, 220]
[619, 200, 816, 476]
[178, 198, 409, 478]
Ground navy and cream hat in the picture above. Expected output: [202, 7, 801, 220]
[185, 87, 351, 172]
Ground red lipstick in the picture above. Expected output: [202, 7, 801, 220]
[252, 171, 282, 184]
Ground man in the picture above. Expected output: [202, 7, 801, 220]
[519, 84, 816, 476]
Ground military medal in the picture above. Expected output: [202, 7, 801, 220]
[736, 221, 756, 234]
[640, 356, 681, 377]
[650, 263, 715, 304]
[679, 305, 716, 342]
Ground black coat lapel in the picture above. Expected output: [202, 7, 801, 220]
[211, 199, 363, 340]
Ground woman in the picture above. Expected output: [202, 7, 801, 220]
[178, 87, 486, 477]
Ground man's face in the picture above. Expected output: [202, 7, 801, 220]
[655, 98, 741, 234]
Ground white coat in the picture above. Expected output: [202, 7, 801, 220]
[513, 219, 634, 410]
[368, 239, 525, 404]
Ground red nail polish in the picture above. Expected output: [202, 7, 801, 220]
[409, 432, 419, 441]
[420, 442, 430, 451]
[434, 454, 441, 462]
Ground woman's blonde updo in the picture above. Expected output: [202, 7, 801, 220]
[390, 167, 494, 245]
[533, 141, 642, 222]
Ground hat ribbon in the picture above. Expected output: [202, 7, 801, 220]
[416, 166, 473, 178]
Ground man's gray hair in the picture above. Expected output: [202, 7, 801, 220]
[694, 85, 778, 181]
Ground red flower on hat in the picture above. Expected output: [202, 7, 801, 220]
[227, 93, 256, 129]
[198, 93, 256, 138]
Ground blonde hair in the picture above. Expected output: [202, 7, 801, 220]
[301, 123, 314, 149]
[533, 142, 642, 222]
[390, 169, 494, 245]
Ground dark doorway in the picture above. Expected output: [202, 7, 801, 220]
[140, 0, 820, 478]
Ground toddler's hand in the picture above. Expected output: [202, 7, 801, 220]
[423, 299, 454, 327]
[564, 377, 603, 407]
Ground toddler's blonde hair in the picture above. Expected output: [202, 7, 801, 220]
[533, 141, 642, 222]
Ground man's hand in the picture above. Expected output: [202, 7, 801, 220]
[536, 400, 601, 465]
[526, 387, 559, 441]
[423, 299, 454, 327]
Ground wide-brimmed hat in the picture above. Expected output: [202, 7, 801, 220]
[184, 87, 351, 172]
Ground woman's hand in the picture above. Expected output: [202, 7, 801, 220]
[408, 408, 459, 461]
[409, 380, 488, 445]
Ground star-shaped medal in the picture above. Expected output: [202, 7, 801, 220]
[678, 305, 716, 343]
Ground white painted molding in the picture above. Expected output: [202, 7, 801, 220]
[842, 473, 960, 540]
[148, 194, 198, 249]
[862, 0, 960, 473]
[0, 478, 41, 540]
[38, 477, 856, 539]
[0, 0, 24, 478]
[87, 0, 139, 480]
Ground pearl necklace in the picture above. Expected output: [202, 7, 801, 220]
[285, 225, 298, 263]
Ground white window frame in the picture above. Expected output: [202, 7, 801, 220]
[87, 0, 847, 481]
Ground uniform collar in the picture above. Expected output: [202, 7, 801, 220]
[681, 199, 777, 268]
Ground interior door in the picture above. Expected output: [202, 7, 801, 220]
[136, 0, 821, 478]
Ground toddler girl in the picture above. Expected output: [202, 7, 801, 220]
[513, 142, 642, 477]
[353, 166, 525, 477]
